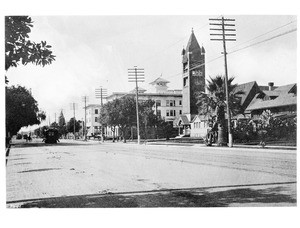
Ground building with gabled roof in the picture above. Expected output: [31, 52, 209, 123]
[245, 83, 297, 118]
[233, 81, 262, 112]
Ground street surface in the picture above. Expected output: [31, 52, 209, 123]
[6, 139, 296, 207]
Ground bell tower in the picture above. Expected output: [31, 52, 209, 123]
[181, 29, 205, 121]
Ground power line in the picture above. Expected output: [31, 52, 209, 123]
[229, 28, 297, 55]
[228, 20, 297, 51]
[162, 26, 296, 81]
[137, 16, 222, 66]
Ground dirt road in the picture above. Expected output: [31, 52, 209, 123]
[6, 139, 296, 207]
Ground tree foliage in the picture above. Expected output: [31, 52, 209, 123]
[57, 111, 67, 136]
[66, 118, 82, 133]
[196, 75, 243, 145]
[5, 16, 56, 77]
[6, 85, 43, 135]
[100, 97, 162, 142]
[58, 111, 66, 127]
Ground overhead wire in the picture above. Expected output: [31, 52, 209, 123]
[228, 28, 297, 55]
[162, 22, 297, 81]
[136, 16, 222, 71]
[228, 19, 296, 51]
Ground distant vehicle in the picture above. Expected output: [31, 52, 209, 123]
[16, 134, 22, 140]
[23, 134, 28, 140]
[43, 128, 60, 143]
[87, 133, 101, 140]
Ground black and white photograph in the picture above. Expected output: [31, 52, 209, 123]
[2, 0, 299, 227]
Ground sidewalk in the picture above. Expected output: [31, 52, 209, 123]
[145, 140, 297, 151]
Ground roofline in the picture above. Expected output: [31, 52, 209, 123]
[246, 102, 297, 111]
[107, 92, 183, 98]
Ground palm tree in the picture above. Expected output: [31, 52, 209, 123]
[196, 75, 243, 146]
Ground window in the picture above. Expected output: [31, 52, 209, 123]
[95, 109, 99, 114]
[167, 100, 175, 107]
[166, 110, 170, 116]
[170, 100, 175, 107]
[168, 110, 176, 116]
[179, 110, 182, 115]
[95, 117, 98, 122]
[156, 100, 161, 106]
[183, 77, 188, 87]
[179, 100, 182, 106]
[157, 110, 161, 117]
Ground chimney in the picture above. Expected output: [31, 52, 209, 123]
[268, 82, 274, 91]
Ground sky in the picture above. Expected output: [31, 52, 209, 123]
[6, 15, 297, 126]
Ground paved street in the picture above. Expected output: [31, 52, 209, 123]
[6, 139, 296, 207]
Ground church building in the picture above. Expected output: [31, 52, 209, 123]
[174, 30, 206, 136]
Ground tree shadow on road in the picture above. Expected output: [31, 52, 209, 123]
[12, 142, 95, 148]
[9, 185, 296, 208]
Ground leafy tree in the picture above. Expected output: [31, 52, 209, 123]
[5, 16, 55, 82]
[58, 111, 66, 126]
[6, 85, 43, 136]
[66, 118, 82, 133]
[196, 75, 243, 146]
[115, 97, 137, 142]
[34, 125, 49, 138]
[139, 99, 158, 139]
[100, 97, 176, 141]
[37, 110, 46, 123]
[99, 100, 121, 142]
[58, 111, 67, 137]
[100, 97, 139, 143]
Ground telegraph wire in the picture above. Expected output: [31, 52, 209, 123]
[162, 26, 296, 81]
[228, 28, 297, 55]
[228, 19, 297, 51]
[137, 16, 222, 66]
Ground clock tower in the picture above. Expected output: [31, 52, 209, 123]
[181, 29, 205, 121]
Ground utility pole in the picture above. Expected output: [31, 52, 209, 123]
[209, 16, 236, 147]
[70, 102, 78, 140]
[95, 87, 107, 142]
[82, 96, 89, 141]
[128, 66, 145, 145]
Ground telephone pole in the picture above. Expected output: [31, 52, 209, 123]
[209, 16, 236, 147]
[95, 87, 107, 142]
[82, 96, 89, 140]
[128, 66, 145, 145]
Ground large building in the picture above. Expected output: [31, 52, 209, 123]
[106, 77, 183, 122]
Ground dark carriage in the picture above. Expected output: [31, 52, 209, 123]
[43, 128, 60, 144]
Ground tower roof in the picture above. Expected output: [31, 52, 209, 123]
[186, 30, 201, 52]
[149, 77, 170, 85]
[201, 46, 205, 53]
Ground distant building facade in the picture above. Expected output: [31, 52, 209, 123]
[86, 104, 101, 135]
[106, 77, 183, 122]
